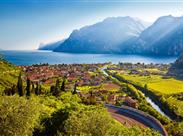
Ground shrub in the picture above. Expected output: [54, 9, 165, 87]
[0, 95, 41, 136]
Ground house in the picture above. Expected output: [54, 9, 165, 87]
[125, 97, 138, 108]
[107, 94, 117, 104]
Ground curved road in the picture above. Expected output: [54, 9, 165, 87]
[108, 108, 148, 128]
[106, 104, 168, 136]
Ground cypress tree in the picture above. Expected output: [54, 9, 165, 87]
[26, 78, 31, 96]
[31, 82, 35, 94]
[39, 84, 42, 94]
[35, 83, 39, 95]
[17, 72, 23, 96]
[61, 79, 65, 92]
[50, 85, 55, 94]
[72, 82, 77, 94]
[55, 79, 60, 95]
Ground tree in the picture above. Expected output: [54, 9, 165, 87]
[11, 85, 16, 95]
[50, 85, 55, 94]
[88, 91, 96, 105]
[17, 72, 23, 96]
[55, 79, 60, 96]
[35, 83, 39, 95]
[51, 79, 61, 96]
[61, 79, 65, 92]
[26, 78, 31, 97]
[144, 84, 148, 90]
[0, 95, 41, 136]
[4, 88, 11, 96]
[39, 84, 42, 94]
[72, 82, 77, 95]
[31, 82, 35, 94]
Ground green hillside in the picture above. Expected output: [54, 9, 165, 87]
[0, 60, 160, 136]
[0, 60, 21, 94]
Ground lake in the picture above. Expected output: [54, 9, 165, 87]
[0, 50, 177, 66]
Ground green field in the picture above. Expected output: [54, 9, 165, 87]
[116, 73, 183, 116]
[121, 74, 183, 94]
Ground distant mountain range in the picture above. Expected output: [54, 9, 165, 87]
[133, 15, 183, 56]
[39, 39, 65, 50]
[39, 15, 183, 56]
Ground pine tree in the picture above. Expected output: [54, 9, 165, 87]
[61, 79, 65, 92]
[26, 78, 31, 96]
[17, 72, 23, 96]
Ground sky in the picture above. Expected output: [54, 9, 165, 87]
[1, 0, 183, 50]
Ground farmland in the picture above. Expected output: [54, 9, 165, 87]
[121, 74, 183, 94]
[106, 63, 183, 121]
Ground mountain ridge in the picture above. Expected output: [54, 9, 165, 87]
[53, 16, 148, 53]
[39, 15, 183, 56]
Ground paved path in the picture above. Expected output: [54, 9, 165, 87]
[106, 104, 168, 136]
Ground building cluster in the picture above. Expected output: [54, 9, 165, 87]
[20, 63, 139, 109]
[77, 90, 138, 108]
[21, 64, 105, 86]
[107, 63, 169, 76]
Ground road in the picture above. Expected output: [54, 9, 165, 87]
[108, 108, 148, 128]
[106, 104, 168, 136]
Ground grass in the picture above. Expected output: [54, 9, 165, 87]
[116, 73, 183, 116]
[121, 74, 183, 94]
[101, 82, 120, 92]
[77, 85, 101, 92]
[77, 82, 120, 93]
[166, 96, 183, 115]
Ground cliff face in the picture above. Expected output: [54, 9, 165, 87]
[44, 15, 183, 56]
[133, 15, 183, 56]
[53, 17, 147, 53]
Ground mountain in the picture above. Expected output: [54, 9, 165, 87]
[134, 15, 183, 56]
[39, 39, 65, 50]
[48, 15, 183, 56]
[53, 16, 148, 53]
[168, 54, 183, 78]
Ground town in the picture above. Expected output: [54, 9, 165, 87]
[20, 63, 142, 108]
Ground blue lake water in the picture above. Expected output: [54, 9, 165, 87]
[0, 50, 177, 66]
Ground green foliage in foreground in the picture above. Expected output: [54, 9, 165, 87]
[64, 107, 161, 136]
[0, 93, 160, 136]
[0, 95, 41, 136]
